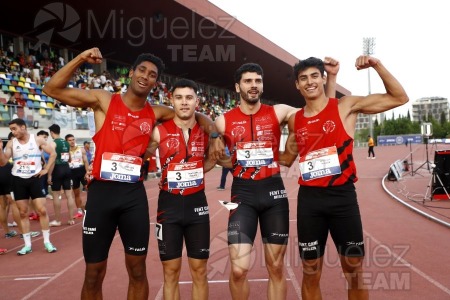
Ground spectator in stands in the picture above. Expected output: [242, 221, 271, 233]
[99, 71, 107, 86]
[7, 94, 18, 106]
[6, 94, 19, 117]
[92, 74, 101, 89]
[58, 56, 65, 68]
[16, 94, 26, 107]
[103, 80, 114, 92]
[32, 63, 41, 85]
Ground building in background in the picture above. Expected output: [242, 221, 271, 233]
[412, 96, 449, 122]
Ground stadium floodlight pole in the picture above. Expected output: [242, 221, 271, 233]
[363, 37, 376, 137]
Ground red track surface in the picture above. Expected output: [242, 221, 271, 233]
[1, 144, 450, 299]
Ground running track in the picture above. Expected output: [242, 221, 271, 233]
[1, 144, 450, 299]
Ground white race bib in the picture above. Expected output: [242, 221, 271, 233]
[16, 161, 36, 174]
[61, 152, 70, 162]
[236, 141, 273, 167]
[167, 160, 204, 189]
[100, 152, 142, 183]
[299, 146, 341, 181]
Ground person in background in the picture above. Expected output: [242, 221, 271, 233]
[48, 124, 77, 226]
[37, 130, 53, 200]
[0, 132, 22, 239]
[217, 146, 231, 191]
[83, 141, 92, 165]
[65, 134, 89, 218]
[0, 118, 57, 255]
[367, 135, 375, 159]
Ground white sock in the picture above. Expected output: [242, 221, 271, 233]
[78, 208, 83, 213]
[23, 233, 32, 248]
[42, 229, 50, 244]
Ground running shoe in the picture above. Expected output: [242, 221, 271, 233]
[44, 242, 57, 253]
[5, 230, 17, 238]
[17, 246, 32, 256]
[20, 231, 41, 239]
[49, 220, 61, 227]
[7, 221, 17, 227]
[73, 212, 84, 219]
[67, 219, 75, 225]
[0, 248, 7, 254]
[31, 231, 41, 238]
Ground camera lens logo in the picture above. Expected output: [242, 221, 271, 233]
[33, 3, 81, 48]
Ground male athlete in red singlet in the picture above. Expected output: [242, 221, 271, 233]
[44, 48, 222, 300]
[280, 56, 409, 300]
[214, 61, 339, 300]
[146, 79, 216, 300]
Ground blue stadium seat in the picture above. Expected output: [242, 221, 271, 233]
[2, 112, 10, 121]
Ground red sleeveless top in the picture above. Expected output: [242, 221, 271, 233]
[294, 98, 357, 187]
[92, 94, 156, 181]
[157, 119, 208, 195]
[224, 104, 281, 180]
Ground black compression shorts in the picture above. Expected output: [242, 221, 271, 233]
[0, 164, 12, 195]
[82, 180, 150, 263]
[228, 174, 289, 245]
[51, 164, 72, 191]
[297, 182, 365, 260]
[70, 167, 87, 189]
[156, 190, 210, 261]
[11, 175, 45, 200]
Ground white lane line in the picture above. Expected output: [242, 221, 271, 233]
[15, 277, 52, 281]
[21, 256, 85, 300]
[21, 233, 121, 299]
[286, 265, 302, 299]
[363, 229, 450, 296]
[381, 174, 450, 228]
[178, 278, 292, 284]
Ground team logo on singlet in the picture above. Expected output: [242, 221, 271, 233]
[231, 126, 245, 137]
[296, 127, 308, 145]
[322, 120, 336, 134]
[166, 138, 180, 149]
[140, 122, 152, 134]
